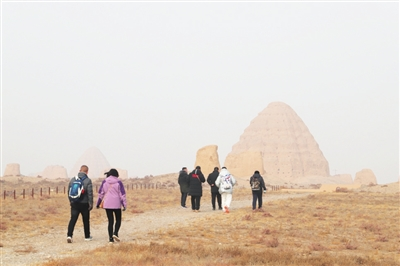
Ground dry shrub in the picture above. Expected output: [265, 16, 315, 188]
[336, 187, 348, 193]
[242, 214, 252, 221]
[44, 206, 58, 214]
[262, 212, 273, 217]
[361, 223, 381, 233]
[375, 236, 388, 242]
[131, 209, 144, 214]
[262, 228, 273, 235]
[0, 243, 3, 247]
[266, 237, 279, 248]
[309, 242, 329, 251]
[344, 241, 358, 250]
[0, 222, 7, 231]
[15, 245, 37, 253]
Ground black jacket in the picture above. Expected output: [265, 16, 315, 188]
[188, 169, 205, 196]
[207, 170, 220, 193]
[249, 173, 267, 192]
[178, 170, 189, 193]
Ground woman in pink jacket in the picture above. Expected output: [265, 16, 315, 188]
[96, 168, 127, 243]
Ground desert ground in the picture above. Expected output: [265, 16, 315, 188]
[0, 175, 399, 266]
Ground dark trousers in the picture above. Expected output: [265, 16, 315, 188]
[67, 202, 90, 238]
[191, 195, 201, 210]
[211, 192, 222, 209]
[181, 192, 188, 207]
[106, 209, 122, 239]
[252, 190, 263, 210]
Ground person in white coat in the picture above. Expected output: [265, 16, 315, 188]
[215, 167, 236, 213]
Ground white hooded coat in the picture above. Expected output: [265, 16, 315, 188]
[215, 168, 236, 194]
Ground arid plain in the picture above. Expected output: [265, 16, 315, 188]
[0, 175, 399, 266]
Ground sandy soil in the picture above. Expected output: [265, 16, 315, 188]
[1, 193, 309, 266]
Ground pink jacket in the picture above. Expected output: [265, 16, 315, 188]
[96, 176, 127, 209]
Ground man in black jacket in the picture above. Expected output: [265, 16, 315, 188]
[207, 167, 222, 210]
[178, 167, 189, 208]
[249, 170, 267, 211]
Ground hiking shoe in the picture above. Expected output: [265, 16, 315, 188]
[224, 206, 230, 213]
[85, 236, 93, 241]
[181, 206, 187, 208]
[113, 235, 120, 242]
[67, 236, 72, 243]
[109, 238, 114, 244]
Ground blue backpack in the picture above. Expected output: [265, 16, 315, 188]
[69, 176, 87, 202]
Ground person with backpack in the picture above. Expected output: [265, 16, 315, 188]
[178, 167, 189, 208]
[207, 167, 222, 210]
[215, 167, 236, 213]
[188, 166, 205, 212]
[67, 165, 93, 243]
[249, 170, 267, 211]
[96, 168, 127, 243]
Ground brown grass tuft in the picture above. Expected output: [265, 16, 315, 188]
[265, 237, 279, 248]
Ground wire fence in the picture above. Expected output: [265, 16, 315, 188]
[2, 183, 166, 200]
[2, 183, 282, 200]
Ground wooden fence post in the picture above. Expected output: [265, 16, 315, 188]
[23, 189, 25, 199]
[40, 188, 42, 197]
[56, 187, 58, 194]
[32, 188, 34, 198]
[49, 187, 51, 196]
[64, 187, 66, 194]
[14, 190, 16, 200]
[3, 190, 5, 200]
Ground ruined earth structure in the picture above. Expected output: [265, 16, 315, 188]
[223, 151, 264, 178]
[225, 102, 330, 181]
[3, 163, 21, 176]
[70, 147, 111, 178]
[194, 145, 221, 176]
[354, 169, 377, 185]
[42, 165, 68, 179]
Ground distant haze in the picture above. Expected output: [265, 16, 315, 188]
[1, 2, 398, 184]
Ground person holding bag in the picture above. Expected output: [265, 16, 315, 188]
[96, 168, 127, 243]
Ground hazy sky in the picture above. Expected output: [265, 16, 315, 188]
[2, 1, 399, 184]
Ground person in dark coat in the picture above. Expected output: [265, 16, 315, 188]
[178, 167, 189, 208]
[207, 167, 222, 210]
[249, 170, 267, 211]
[188, 166, 205, 212]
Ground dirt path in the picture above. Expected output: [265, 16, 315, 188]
[1, 193, 309, 265]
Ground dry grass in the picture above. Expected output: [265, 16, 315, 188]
[37, 192, 399, 266]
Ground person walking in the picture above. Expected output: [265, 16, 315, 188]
[67, 165, 93, 243]
[188, 166, 205, 212]
[207, 167, 222, 210]
[178, 167, 189, 208]
[215, 167, 236, 214]
[96, 168, 127, 243]
[249, 170, 267, 211]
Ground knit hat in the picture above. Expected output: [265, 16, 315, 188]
[105, 168, 119, 177]
[214, 167, 219, 171]
[254, 170, 260, 174]
[196, 166, 201, 170]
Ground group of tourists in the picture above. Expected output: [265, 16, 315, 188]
[66, 165, 126, 244]
[178, 166, 267, 213]
[66, 164, 267, 244]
